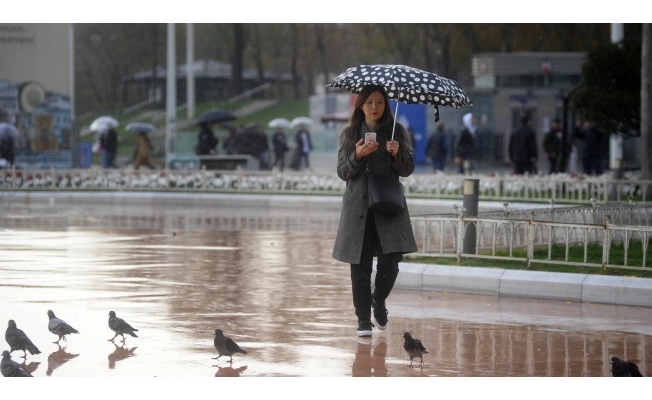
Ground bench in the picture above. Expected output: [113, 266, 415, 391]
[197, 155, 259, 171]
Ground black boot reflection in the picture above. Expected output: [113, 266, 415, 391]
[372, 337, 388, 377]
[214, 364, 248, 377]
[352, 337, 388, 377]
[47, 344, 79, 376]
[352, 339, 372, 376]
[108, 342, 137, 369]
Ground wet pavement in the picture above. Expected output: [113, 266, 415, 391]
[1, 199, 651, 378]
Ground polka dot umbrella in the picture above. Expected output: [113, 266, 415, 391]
[326, 64, 473, 139]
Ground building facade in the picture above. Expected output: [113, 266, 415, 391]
[467, 52, 586, 173]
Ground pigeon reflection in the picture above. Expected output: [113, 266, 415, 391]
[352, 337, 388, 377]
[20, 360, 41, 375]
[47, 344, 79, 376]
[108, 342, 137, 369]
[213, 364, 247, 377]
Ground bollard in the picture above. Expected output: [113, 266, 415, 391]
[610, 158, 623, 202]
[462, 178, 479, 255]
[463, 160, 471, 175]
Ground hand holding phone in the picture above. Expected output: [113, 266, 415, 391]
[364, 132, 377, 145]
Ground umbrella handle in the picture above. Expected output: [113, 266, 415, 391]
[391, 98, 399, 141]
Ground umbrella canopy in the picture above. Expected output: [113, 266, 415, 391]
[90, 116, 119, 132]
[326, 64, 472, 123]
[125, 122, 157, 133]
[268, 118, 291, 130]
[290, 116, 313, 129]
[196, 109, 236, 126]
[0, 122, 20, 140]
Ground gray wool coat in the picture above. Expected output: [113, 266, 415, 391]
[332, 122, 418, 265]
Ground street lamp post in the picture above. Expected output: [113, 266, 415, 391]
[165, 23, 176, 170]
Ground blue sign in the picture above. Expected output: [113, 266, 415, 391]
[15, 150, 72, 169]
[78, 142, 92, 168]
[391, 101, 427, 164]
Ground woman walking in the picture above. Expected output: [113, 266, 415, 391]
[332, 85, 418, 337]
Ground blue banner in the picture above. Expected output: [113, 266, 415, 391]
[391, 101, 427, 164]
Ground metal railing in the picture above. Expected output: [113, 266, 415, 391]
[410, 212, 652, 273]
[227, 83, 271, 103]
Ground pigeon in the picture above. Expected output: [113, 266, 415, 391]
[403, 331, 429, 367]
[5, 319, 41, 357]
[213, 329, 247, 363]
[611, 356, 643, 377]
[47, 310, 79, 343]
[1, 350, 33, 377]
[108, 311, 139, 342]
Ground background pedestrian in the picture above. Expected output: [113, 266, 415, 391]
[509, 112, 538, 175]
[455, 112, 476, 174]
[425, 123, 449, 172]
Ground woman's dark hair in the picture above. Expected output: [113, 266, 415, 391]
[349, 85, 394, 132]
[339, 84, 413, 155]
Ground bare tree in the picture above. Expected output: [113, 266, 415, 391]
[290, 24, 301, 99]
[230, 23, 247, 97]
[71, 23, 614, 114]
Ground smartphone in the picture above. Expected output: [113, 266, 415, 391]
[364, 132, 377, 144]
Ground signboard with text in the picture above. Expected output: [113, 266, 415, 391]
[0, 23, 74, 168]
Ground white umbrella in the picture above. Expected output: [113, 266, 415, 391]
[290, 116, 313, 129]
[90, 116, 119, 132]
[268, 118, 291, 130]
[0, 122, 20, 141]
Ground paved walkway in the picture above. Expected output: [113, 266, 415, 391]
[6, 189, 652, 309]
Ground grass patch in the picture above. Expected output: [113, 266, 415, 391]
[234, 99, 310, 128]
[406, 241, 652, 278]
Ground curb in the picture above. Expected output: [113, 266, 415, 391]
[394, 262, 652, 308]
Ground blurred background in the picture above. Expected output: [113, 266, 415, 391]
[0, 21, 649, 177]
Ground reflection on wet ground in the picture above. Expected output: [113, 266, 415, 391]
[0, 201, 651, 377]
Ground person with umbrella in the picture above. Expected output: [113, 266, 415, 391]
[89, 116, 120, 169]
[331, 85, 418, 337]
[290, 119, 314, 171]
[271, 127, 290, 171]
[269, 118, 291, 171]
[100, 126, 119, 168]
[195, 122, 219, 156]
[0, 120, 20, 168]
[195, 109, 236, 156]
[127, 123, 156, 169]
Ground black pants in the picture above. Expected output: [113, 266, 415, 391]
[350, 211, 401, 322]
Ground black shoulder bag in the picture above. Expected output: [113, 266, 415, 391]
[366, 163, 406, 216]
